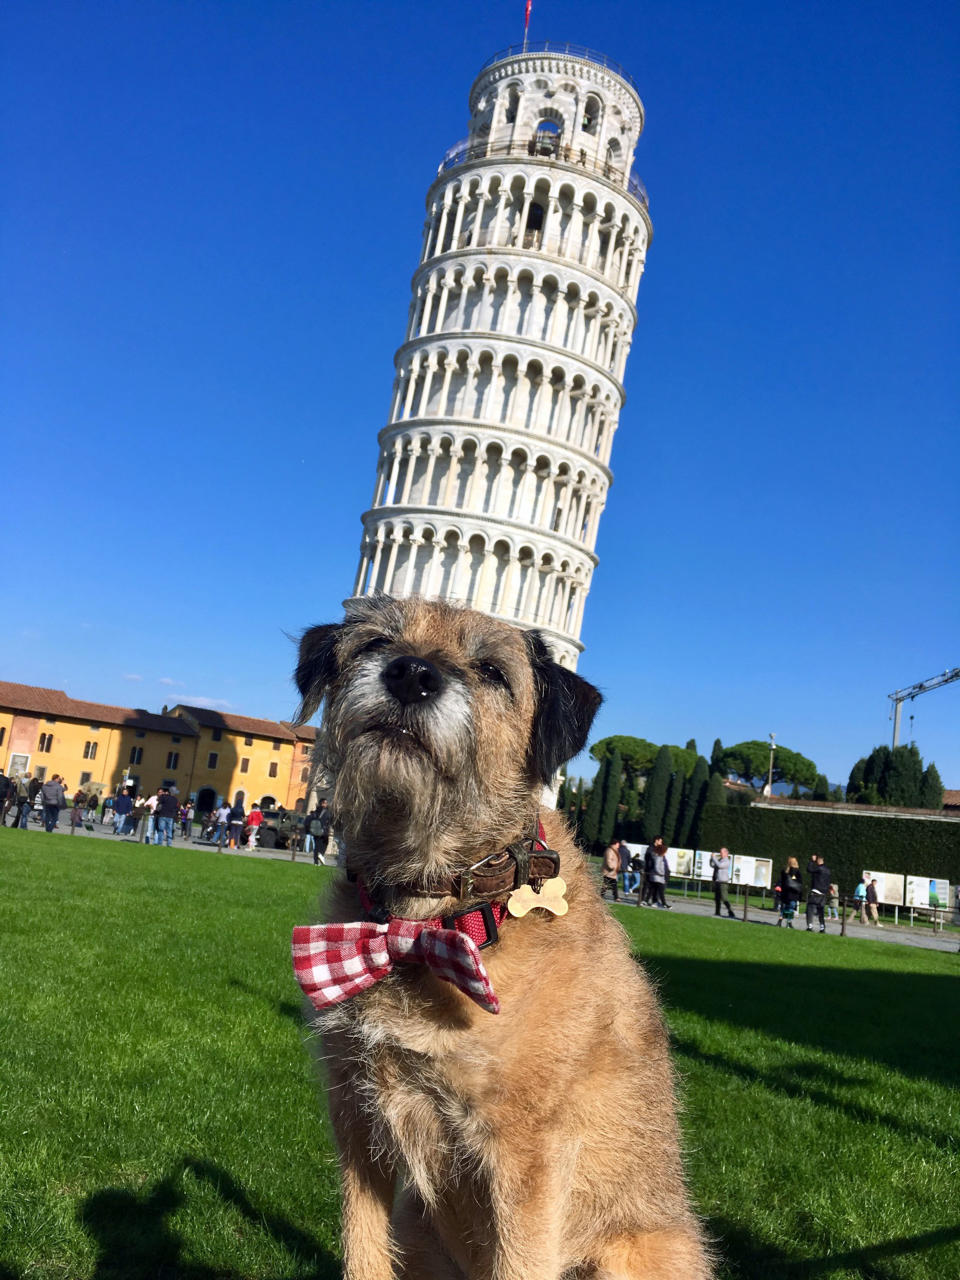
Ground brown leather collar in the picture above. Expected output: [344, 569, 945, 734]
[349, 821, 560, 906]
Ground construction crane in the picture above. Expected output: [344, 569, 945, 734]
[888, 668, 960, 747]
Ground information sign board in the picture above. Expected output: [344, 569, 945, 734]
[668, 848, 694, 878]
[904, 876, 950, 909]
[862, 870, 904, 906]
[733, 855, 773, 889]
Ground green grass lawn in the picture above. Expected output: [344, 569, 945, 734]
[1, 829, 958, 1279]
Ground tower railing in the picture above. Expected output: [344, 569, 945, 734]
[438, 135, 648, 209]
[477, 42, 641, 95]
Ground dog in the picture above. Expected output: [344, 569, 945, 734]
[292, 595, 712, 1280]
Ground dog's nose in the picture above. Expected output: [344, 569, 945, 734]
[381, 655, 443, 705]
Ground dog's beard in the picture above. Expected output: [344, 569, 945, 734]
[323, 658, 481, 879]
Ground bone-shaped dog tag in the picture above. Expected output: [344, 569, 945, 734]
[507, 876, 568, 918]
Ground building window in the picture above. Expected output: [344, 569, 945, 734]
[83, 741, 98, 760]
[38, 733, 53, 753]
[212, 729, 222, 742]
[268, 762, 278, 778]
[135, 730, 146, 739]
[80, 772, 92, 785]
[301, 744, 311, 756]
[166, 752, 179, 770]
[244, 736, 253, 747]
[171, 735, 181, 744]
[300, 767, 309, 782]
[162, 778, 175, 789]
[272, 740, 281, 751]
[0, 727, 5, 747]
[129, 747, 143, 765]
[240, 758, 249, 774]
[207, 752, 218, 769]
[35, 766, 47, 782]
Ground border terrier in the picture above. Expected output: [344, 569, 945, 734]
[291, 595, 711, 1280]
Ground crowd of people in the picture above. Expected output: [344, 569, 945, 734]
[598, 835, 890, 933]
[0, 769, 333, 861]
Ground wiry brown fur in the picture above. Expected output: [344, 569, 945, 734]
[295, 597, 713, 1279]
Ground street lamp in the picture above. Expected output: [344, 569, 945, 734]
[766, 733, 776, 796]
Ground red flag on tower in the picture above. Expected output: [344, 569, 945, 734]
[525, 1, 532, 34]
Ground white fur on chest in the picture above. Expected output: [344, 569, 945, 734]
[315, 982, 496, 1208]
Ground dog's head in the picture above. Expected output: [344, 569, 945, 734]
[294, 596, 601, 886]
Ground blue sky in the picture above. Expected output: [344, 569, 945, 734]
[2, 0, 957, 788]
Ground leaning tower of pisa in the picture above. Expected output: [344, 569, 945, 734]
[351, 41, 651, 668]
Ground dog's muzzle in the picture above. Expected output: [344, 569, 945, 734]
[381, 655, 443, 706]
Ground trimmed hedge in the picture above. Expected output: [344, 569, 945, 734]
[700, 804, 960, 893]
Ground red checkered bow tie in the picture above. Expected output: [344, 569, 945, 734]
[292, 911, 504, 1016]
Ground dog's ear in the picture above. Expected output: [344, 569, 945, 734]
[293, 623, 343, 724]
[524, 631, 603, 784]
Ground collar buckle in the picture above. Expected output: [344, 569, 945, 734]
[442, 899, 499, 950]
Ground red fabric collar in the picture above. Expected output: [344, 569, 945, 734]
[356, 820, 548, 947]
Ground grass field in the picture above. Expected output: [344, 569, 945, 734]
[1, 829, 958, 1279]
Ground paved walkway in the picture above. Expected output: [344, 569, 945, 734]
[617, 890, 959, 955]
[9, 816, 957, 954]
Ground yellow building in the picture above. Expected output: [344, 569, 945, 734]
[0, 682, 315, 813]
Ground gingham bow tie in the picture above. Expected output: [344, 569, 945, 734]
[292, 918, 500, 1015]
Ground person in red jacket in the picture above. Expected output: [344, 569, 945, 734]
[245, 802, 263, 849]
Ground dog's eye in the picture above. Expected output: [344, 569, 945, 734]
[358, 636, 391, 656]
[474, 662, 511, 695]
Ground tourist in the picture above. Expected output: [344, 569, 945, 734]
[806, 854, 832, 933]
[210, 800, 231, 848]
[825, 883, 840, 920]
[600, 838, 621, 901]
[865, 878, 883, 927]
[647, 841, 671, 910]
[142, 792, 160, 843]
[113, 788, 134, 836]
[641, 836, 667, 905]
[314, 798, 332, 865]
[848, 875, 868, 924]
[776, 857, 803, 927]
[180, 801, 195, 839]
[710, 847, 737, 919]
[245, 802, 263, 849]
[40, 774, 68, 832]
[621, 839, 640, 896]
[228, 799, 245, 849]
[153, 787, 179, 846]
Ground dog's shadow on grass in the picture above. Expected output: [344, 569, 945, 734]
[711, 1217, 960, 1280]
[228, 975, 305, 1027]
[76, 1156, 340, 1279]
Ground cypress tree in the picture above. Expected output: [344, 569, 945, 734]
[641, 745, 672, 843]
[812, 773, 830, 800]
[598, 749, 623, 847]
[661, 771, 683, 846]
[863, 745, 891, 797]
[846, 758, 866, 803]
[920, 762, 944, 810]
[571, 779, 585, 837]
[884, 745, 923, 806]
[556, 780, 568, 812]
[710, 737, 725, 775]
[677, 756, 709, 848]
[580, 760, 608, 849]
[704, 771, 727, 814]
[685, 738, 698, 754]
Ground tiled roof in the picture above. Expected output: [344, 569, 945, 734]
[281, 721, 318, 741]
[943, 790, 960, 808]
[0, 681, 196, 735]
[172, 705, 297, 742]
